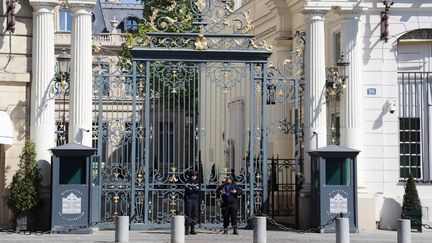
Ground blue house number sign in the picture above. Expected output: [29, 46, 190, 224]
[367, 88, 376, 95]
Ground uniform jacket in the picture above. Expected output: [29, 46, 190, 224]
[184, 178, 200, 200]
[216, 182, 243, 207]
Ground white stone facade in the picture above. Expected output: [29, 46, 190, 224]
[1, 0, 432, 230]
[240, 0, 432, 230]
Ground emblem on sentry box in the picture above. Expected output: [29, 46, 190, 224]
[62, 192, 82, 214]
[329, 192, 348, 214]
[58, 189, 85, 222]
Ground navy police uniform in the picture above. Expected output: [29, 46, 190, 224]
[184, 171, 200, 235]
[216, 175, 243, 234]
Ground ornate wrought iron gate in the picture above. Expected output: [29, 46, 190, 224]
[89, 0, 304, 229]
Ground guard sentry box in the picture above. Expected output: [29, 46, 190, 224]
[50, 143, 96, 233]
[308, 145, 360, 233]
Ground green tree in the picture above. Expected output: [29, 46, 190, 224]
[121, 0, 197, 59]
[402, 174, 422, 215]
[118, 1, 201, 110]
[8, 140, 43, 216]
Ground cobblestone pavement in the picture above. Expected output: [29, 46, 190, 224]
[1, 229, 432, 243]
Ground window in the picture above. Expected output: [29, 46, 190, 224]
[125, 18, 138, 32]
[326, 158, 351, 186]
[59, 9, 72, 32]
[398, 72, 432, 180]
[399, 117, 422, 179]
[59, 157, 87, 184]
[397, 36, 432, 181]
[333, 32, 341, 64]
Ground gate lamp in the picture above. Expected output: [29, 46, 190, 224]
[325, 53, 350, 101]
[57, 48, 71, 75]
[54, 49, 71, 145]
[336, 53, 350, 84]
[325, 53, 350, 144]
[56, 48, 71, 94]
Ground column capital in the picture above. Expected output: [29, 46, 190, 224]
[67, 0, 96, 10]
[302, 9, 328, 20]
[29, 0, 58, 11]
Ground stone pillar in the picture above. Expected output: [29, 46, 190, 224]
[300, 9, 327, 229]
[68, 0, 96, 146]
[29, 0, 58, 185]
[339, 10, 365, 189]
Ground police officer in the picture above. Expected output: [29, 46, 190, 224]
[184, 170, 200, 235]
[216, 174, 242, 235]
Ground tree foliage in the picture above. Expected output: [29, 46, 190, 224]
[402, 174, 422, 214]
[119, 0, 200, 110]
[8, 140, 43, 215]
[121, 0, 196, 60]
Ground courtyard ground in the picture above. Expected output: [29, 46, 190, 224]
[1, 229, 432, 243]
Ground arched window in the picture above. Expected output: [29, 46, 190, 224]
[397, 29, 432, 180]
[125, 17, 138, 32]
[398, 29, 432, 42]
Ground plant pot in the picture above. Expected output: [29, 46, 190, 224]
[15, 214, 36, 231]
[403, 211, 422, 232]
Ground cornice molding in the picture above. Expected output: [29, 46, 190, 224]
[336, 8, 362, 20]
[29, 0, 58, 11]
[66, 0, 96, 10]
[302, 9, 328, 18]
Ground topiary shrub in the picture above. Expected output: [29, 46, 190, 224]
[402, 174, 422, 232]
[8, 140, 43, 228]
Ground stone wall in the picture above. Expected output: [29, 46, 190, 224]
[0, 0, 32, 227]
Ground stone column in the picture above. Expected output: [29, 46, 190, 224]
[300, 9, 327, 229]
[29, 0, 58, 185]
[303, 10, 327, 183]
[68, 0, 96, 146]
[339, 10, 365, 189]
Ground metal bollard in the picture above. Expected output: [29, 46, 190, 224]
[171, 215, 185, 243]
[336, 217, 350, 243]
[115, 216, 129, 242]
[253, 216, 267, 243]
[397, 219, 411, 243]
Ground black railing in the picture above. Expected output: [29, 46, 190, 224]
[268, 156, 302, 227]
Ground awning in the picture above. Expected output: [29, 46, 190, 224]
[0, 111, 13, 145]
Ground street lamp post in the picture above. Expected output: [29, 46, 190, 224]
[54, 48, 71, 145]
[326, 53, 350, 144]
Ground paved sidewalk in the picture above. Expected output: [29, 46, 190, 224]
[1, 229, 432, 243]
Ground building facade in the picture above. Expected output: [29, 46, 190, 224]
[239, 0, 432, 230]
[1, 0, 432, 231]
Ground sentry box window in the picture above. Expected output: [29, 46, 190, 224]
[59, 157, 87, 185]
[326, 158, 351, 186]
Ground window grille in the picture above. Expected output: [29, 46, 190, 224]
[398, 72, 432, 180]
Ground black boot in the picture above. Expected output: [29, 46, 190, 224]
[233, 228, 238, 235]
[190, 226, 197, 235]
[185, 226, 190, 235]
[223, 228, 228, 234]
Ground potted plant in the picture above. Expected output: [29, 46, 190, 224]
[8, 139, 43, 231]
[402, 174, 423, 232]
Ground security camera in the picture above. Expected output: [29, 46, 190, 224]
[79, 127, 90, 133]
[389, 99, 397, 114]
